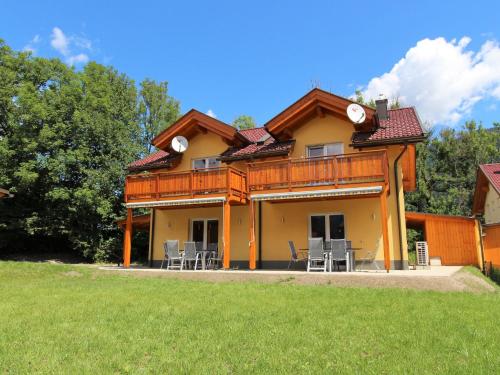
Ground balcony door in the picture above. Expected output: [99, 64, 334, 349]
[306, 143, 343, 183]
[309, 214, 345, 241]
[192, 157, 222, 192]
[191, 219, 219, 249]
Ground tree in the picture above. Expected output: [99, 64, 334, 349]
[0, 39, 146, 261]
[138, 79, 180, 153]
[354, 90, 401, 109]
[405, 122, 500, 216]
[232, 115, 256, 130]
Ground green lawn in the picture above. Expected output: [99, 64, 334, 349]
[0, 262, 499, 374]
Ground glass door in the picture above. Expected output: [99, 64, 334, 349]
[309, 214, 345, 241]
[207, 220, 219, 249]
[191, 219, 219, 249]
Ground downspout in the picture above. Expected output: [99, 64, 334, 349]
[258, 201, 262, 269]
[394, 144, 407, 270]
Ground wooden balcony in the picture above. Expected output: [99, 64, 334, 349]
[247, 150, 389, 193]
[125, 167, 247, 204]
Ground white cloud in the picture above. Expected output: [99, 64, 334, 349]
[51, 27, 69, 56]
[66, 53, 89, 65]
[50, 27, 91, 66]
[23, 34, 41, 54]
[206, 109, 217, 118]
[360, 37, 500, 126]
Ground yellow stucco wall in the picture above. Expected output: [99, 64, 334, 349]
[148, 113, 409, 268]
[484, 184, 500, 224]
[151, 205, 250, 262]
[175, 131, 230, 171]
[289, 115, 356, 158]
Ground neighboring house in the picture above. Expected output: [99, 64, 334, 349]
[0, 188, 12, 199]
[473, 163, 500, 268]
[122, 88, 425, 270]
[473, 163, 500, 224]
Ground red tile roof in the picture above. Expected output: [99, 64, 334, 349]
[220, 139, 295, 161]
[352, 107, 425, 146]
[128, 150, 180, 171]
[130, 106, 426, 169]
[480, 163, 500, 194]
[238, 127, 269, 142]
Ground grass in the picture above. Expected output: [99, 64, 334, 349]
[462, 265, 500, 289]
[0, 262, 499, 374]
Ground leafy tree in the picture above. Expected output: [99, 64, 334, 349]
[138, 79, 180, 153]
[0, 39, 145, 261]
[232, 115, 256, 130]
[405, 122, 500, 216]
[354, 90, 400, 109]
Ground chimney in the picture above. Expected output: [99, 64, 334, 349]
[375, 94, 389, 121]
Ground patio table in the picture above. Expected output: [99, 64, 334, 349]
[196, 250, 216, 270]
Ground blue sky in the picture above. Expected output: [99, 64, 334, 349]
[2, 0, 500, 129]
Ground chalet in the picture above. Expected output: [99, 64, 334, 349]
[122, 89, 425, 270]
[473, 163, 500, 225]
[473, 163, 500, 268]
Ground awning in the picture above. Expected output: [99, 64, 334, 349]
[250, 186, 383, 202]
[126, 196, 226, 209]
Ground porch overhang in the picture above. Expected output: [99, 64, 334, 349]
[249, 186, 383, 202]
[125, 196, 226, 209]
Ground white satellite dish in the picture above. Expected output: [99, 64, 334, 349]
[346, 103, 366, 124]
[171, 136, 189, 153]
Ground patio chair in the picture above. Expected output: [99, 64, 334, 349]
[307, 237, 327, 272]
[182, 241, 200, 270]
[331, 239, 347, 271]
[207, 244, 223, 269]
[161, 240, 182, 270]
[287, 240, 307, 269]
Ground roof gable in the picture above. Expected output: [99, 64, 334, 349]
[473, 163, 500, 214]
[152, 109, 247, 150]
[264, 88, 376, 139]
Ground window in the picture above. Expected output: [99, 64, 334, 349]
[309, 214, 345, 240]
[307, 143, 343, 158]
[192, 157, 220, 170]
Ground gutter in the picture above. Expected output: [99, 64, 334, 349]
[350, 135, 427, 149]
[394, 144, 407, 270]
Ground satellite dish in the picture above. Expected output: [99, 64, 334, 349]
[171, 136, 189, 153]
[346, 103, 366, 124]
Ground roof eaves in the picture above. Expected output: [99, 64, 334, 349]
[350, 134, 427, 148]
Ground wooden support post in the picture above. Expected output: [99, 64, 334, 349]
[123, 208, 132, 268]
[249, 199, 256, 270]
[223, 201, 231, 269]
[380, 189, 390, 272]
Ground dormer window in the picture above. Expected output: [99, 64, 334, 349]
[307, 142, 343, 158]
[193, 157, 220, 170]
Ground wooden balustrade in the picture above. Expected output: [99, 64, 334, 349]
[125, 151, 388, 204]
[247, 150, 389, 191]
[125, 167, 247, 203]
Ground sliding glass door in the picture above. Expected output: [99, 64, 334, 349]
[309, 214, 345, 240]
[191, 219, 219, 249]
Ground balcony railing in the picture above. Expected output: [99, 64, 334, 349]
[125, 167, 247, 203]
[247, 150, 389, 192]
